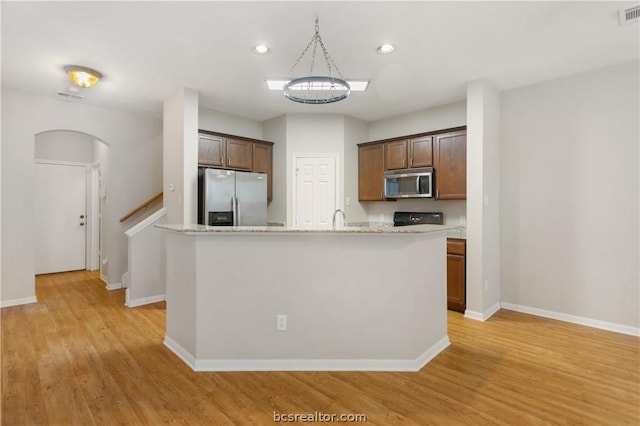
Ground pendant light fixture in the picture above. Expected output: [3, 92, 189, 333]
[64, 65, 102, 88]
[283, 17, 350, 104]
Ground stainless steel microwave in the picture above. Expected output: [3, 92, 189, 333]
[384, 167, 433, 199]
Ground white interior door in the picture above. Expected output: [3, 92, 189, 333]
[295, 156, 336, 229]
[35, 162, 87, 274]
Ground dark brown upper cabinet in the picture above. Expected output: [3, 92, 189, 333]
[198, 134, 225, 168]
[253, 143, 273, 202]
[384, 140, 408, 170]
[408, 136, 433, 168]
[225, 138, 253, 171]
[358, 144, 385, 201]
[434, 130, 467, 200]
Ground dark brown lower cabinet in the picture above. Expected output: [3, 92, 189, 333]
[447, 238, 466, 312]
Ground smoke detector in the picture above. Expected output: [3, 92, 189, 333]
[619, 4, 640, 26]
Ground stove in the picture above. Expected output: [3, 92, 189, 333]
[393, 211, 444, 227]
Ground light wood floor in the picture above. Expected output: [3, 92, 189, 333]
[2, 271, 639, 425]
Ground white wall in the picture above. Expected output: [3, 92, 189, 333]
[466, 79, 501, 320]
[263, 115, 287, 225]
[368, 101, 467, 141]
[363, 101, 468, 224]
[35, 130, 94, 163]
[500, 61, 640, 330]
[343, 116, 369, 224]
[1, 88, 162, 303]
[199, 107, 263, 139]
[285, 114, 345, 226]
[125, 209, 167, 307]
[93, 137, 110, 278]
[164, 230, 448, 370]
[93, 137, 109, 164]
[163, 88, 198, 224]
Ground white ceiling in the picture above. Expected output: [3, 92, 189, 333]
[2, 1, 638, 122]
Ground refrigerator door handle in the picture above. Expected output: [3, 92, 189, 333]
[231, 197, 237, 226]
[236, 198, 241, 226]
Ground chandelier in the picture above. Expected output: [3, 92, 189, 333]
[283, 18, 350, 104]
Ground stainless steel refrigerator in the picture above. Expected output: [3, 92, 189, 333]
[198, 168, 267, 226]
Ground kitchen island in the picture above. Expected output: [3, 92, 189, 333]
[158, 224, 458, 372]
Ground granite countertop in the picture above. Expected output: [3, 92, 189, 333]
[350, 221, 467, 240]
[157, 223, 463, 235]
[446, 227, 467, 240]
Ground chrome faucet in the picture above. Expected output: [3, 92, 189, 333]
[332, 209, 347, 229]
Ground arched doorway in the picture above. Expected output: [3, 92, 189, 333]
[34, 130, 109, 280]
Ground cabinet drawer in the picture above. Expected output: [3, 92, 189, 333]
[447, 238, 466, 255]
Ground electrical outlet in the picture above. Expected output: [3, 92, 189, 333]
[346, 197, 351, 206]
[276, 314, 287, 331]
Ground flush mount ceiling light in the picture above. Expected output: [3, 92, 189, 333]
[377, 43, 395, 54]
[282, 17, 351, 104]
[64, 65, 102, 88]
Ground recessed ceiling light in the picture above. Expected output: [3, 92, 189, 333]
[377, 44, 395, 54]
[346, 81, 370, 91]
[266, 80, 287, 90]
[266, 80, 369, 91]
[252, 44, 270, 55]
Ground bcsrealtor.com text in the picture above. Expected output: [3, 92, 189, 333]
[273, 411, 367, 423]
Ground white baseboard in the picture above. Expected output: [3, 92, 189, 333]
[122, 271, 129, 289]
[501, 302, 640, 337]
[0, 296, 38, 308]
[163, 335, 197, 370]
[414, 336, 451, 371]
[105, 282, 122, 291]
[484, 301, 501, 319]
[464, 301, 501, 322]
[163, 335, 450, 372]
[464, 310, 484, 321]
[126, 294, 165, 308]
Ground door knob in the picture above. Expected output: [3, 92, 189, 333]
[80, 222, 85, 226]
[80, 215, 85, 219]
